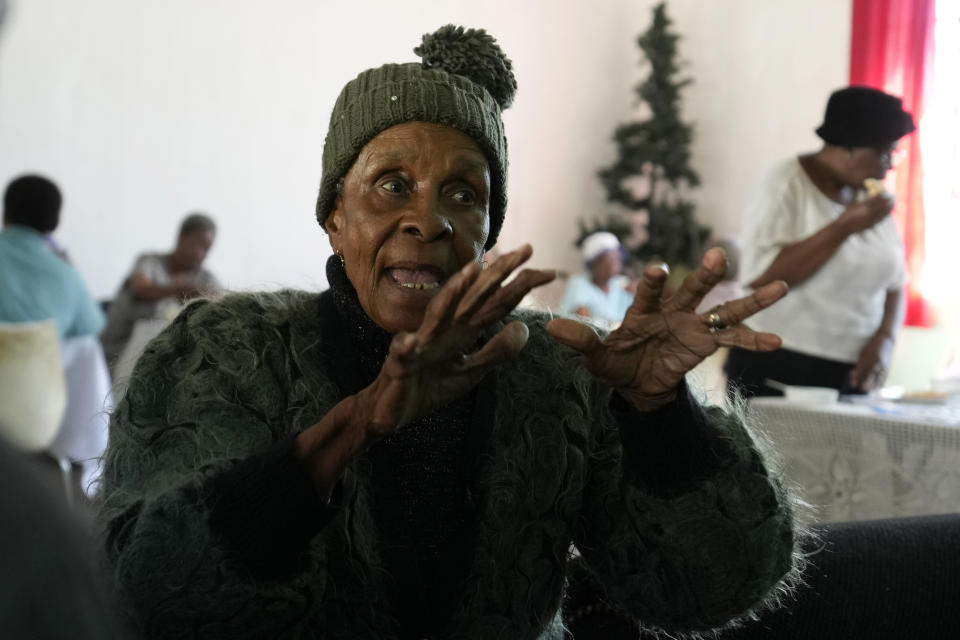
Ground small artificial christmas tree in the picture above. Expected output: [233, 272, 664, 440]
[593, 1, 709, 270]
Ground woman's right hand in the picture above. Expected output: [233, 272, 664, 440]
[839, 193, 894, 234]
[294, 245, 554, 497]
[357, 244, 555, 436]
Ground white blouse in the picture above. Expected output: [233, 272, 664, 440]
[739, 158, 906, 363]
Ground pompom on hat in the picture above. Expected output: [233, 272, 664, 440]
[815, 86, 915, 147]
[315, 25, 516, 250]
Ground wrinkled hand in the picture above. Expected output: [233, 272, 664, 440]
[840, 193, 894, 234]
[547, 248, 788, 411]
[849, 332, 894, 391]
[357, 244, 555, 436]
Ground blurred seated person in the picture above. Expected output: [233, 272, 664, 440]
[0, 177, 111, 502]
[0, 174, 105, 338]
[100, 213, 221, 367]
[726, 86, 913, 397]
[559, 231, 634, 327]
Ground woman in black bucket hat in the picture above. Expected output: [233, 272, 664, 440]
[726, 86, 915, 398]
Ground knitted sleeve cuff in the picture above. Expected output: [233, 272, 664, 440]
[613, 381, 734, 498]
[203, 437, 338, 579]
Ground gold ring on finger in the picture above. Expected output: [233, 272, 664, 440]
[706, 305, 727, 333]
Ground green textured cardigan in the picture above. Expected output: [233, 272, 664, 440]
[98, 289, 796, 639]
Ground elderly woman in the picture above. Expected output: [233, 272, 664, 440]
[726, 86, 914, 397]
[559, 231, 635, 327]
[99, 26, 797, 639]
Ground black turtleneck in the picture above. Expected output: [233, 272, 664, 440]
[326, 255, 489, 636]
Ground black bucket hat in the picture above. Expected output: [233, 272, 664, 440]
[815, 86, 916, 147]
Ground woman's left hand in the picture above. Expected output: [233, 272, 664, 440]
[547, 248, 788, 411]
[849, 332, 894, 391]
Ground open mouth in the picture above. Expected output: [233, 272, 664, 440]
[385, 265, 446, 291]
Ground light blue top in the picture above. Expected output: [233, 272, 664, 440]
[0, 225, 105, 338]
[559, 272, 633, 325]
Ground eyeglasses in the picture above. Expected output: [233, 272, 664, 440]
[870, 144, 907, 167]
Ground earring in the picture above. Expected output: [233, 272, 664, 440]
[337, 251, 345, 267]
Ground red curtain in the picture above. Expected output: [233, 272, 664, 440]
[850, 0, 935, 326]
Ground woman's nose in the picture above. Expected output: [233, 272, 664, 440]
[400, 195, 453, 241]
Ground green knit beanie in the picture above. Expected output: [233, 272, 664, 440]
[315, 25, 516, 250]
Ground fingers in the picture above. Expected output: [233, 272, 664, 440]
[378, 332, 422, 381]
[865, 364, 887, 390]
[390, 332, 419, 359]
[454, 244, 533, 323]
[711, 325, 782, 351]
[848, 365, 865, 390]
[427, 321, 530, 399]
[418, 260, 482, 339]
[704, 280, 788, 329]
[461, 321, 530, 376]
[850, 196, 893, 231]
[417, 244, 531, 357]
[630, 262, 670, 314]
[664, 247, 727, 312]
[849, 360, 884, 391]
[412, 244, 549, 366]
[546, 318, 604, 356]
[867, 193, 895, 214]
[412, 244, 555, 373]
[470, 267, 556, 326]
[707, 283, 785, 350]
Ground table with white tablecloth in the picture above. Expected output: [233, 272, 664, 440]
[0, 326, 114, 500]
[749, 397, 960, 523]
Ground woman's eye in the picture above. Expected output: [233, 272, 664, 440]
[380, 179, 405, 194]
[451, 189, 476, 205]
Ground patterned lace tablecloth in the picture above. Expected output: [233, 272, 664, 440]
[749, 397, 960, 523]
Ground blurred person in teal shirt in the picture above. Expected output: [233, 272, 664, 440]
[0, 174, 105, 338]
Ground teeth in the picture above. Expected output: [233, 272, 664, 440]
[399, 281, 440, 290]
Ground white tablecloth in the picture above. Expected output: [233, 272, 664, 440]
[49, 335, 114, 496]
[750, 397, 960, 523]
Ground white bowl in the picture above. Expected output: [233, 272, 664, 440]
[782, 385, 840, 404]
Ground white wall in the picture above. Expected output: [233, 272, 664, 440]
[0, 0, 849, 299]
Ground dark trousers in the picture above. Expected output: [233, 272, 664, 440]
[724, 346, 860, 398]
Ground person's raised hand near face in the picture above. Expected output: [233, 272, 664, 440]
[360, 243, 553, 432]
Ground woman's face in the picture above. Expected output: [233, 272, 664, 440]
[590, 250, 623, 285]
[326, 122, 491, 334]
[173, 229, 215, 271]
[845, 142, 897, 183]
